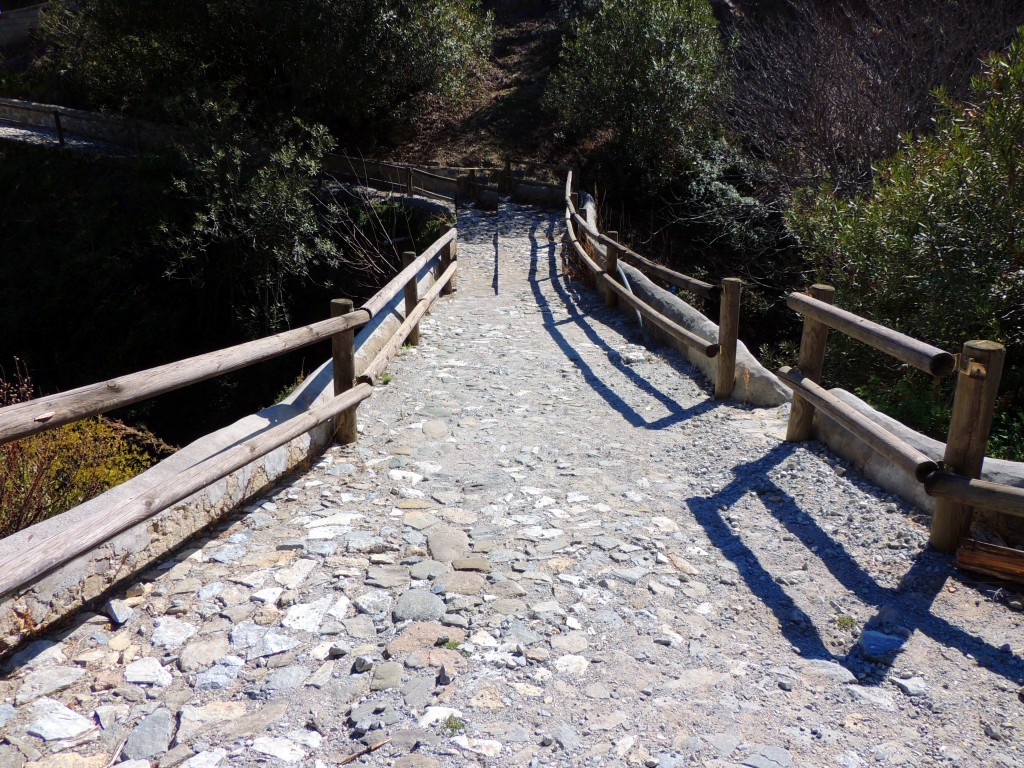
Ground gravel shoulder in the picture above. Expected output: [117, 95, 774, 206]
[1, 203, 1022, 768]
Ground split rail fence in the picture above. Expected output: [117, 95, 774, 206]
[561, 171, 1024, 571]
[0, 229, 458, 598]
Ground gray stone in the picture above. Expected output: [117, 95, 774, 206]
[366, 566, 411, 589]
[195, 657, 243, 691]
[265, 665, 310, 692]
[210, 544, 246, 563]
[354, 590, 394, 620]
[410, 560, 450, 580]
[402, 676, 435, 709]
[15, 666, 87, 704]
[179, 636, 231, 672]
[106, 599, 135, 625]
[741, 745, 793, 768]
[27, 697, 94, 741]
[427, 526, 471, 563]
[4, 640, 66, 672]
[123, 707, 175, 761]
[394, 590, 446, 622]
[422, 420, 448, 439]
[0, 703, 15, 728]
[857, 630, 906, 665]
[553, 721, 582, 751]
[370, 662, 403, 691]
[893, 676, 928, 696]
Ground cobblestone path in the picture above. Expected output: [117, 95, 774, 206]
[1, 204, 1023, 768]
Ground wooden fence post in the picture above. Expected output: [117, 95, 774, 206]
[402, 251, 421, 346]
[930, 340, 1006, 553]
[331, 298, 358, 444]
[53, 111, 65, 147]
[715, 278, 743, 400]
[406, 168, 415, 195]
[441, 236, 457, 295]
[503, 159, 513, 193]
[786, 284, 835, 441]
[603, 231, 620, 307]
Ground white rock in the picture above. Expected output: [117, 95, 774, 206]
[125, 657, 172, 687]
[554, 655, 589, 676]
[452, 735, 503, 757]
[418, 707, 463, 729]
[305, 512, 363, 529]
[151, 618, 197, 649]
[251, 587, 283, 605]
[181, 749, 228, 768]
[275, 559, 318, 589]
[251, 736, 305, 762]
[27, 697, 94, 741]
[282, 597, 333, 633]
[327, 596, 351, 620]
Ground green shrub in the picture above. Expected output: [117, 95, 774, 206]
[42, 0, 491, 140]
[790, 30, 1024, 458]
[545, 0, 726, 184]
[0, 369, 162, 539]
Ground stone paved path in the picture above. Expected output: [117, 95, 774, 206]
[2, 203, 1024, 768]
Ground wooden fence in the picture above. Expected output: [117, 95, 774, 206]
[326, 154, 566, 208]
[563, 170, 740, 397]
[563, 170, 1024, 568]
[0, 228, 458, 599]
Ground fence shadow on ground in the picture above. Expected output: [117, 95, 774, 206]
[687, 443, 1024, 686]
[526, 215, 718, 430]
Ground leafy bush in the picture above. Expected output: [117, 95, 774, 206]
[41, 0, 491, 141]
[162, 105, 344, 337]
[545, 0, 726, 184]
[791, 31, 1024, 458]
[0, 368, 162, 539]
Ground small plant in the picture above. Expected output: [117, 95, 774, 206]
[443, 640, 461, 650]
[835, 614, 857, 631]
[440, 714, 465, 736]
[379, 373, 393, 385]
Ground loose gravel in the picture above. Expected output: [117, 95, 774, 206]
[1, 202, 1023, 768]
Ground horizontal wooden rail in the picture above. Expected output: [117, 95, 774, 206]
[778, 366, 939, 481]
[788, 292, 955, 377]
[925, 472, 1024, 518]
[0, 383, 373, 598]
[362, 228, 456, 317]
[565, 209, 718, 358]
[361, 261, 459, 383]
[599, 234, 719, 300]
[602, 275, 719, 358]
[0, 310, 370, 446]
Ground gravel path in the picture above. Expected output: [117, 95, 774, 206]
[1, 203, 1023, 768]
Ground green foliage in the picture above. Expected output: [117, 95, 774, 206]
[545, 0, 726, 183]
[440, 715, 466, 735]
[41, 0, 492, 140]
[0, 368, 161, 539]
[790, 31, 1024, 458]
[162, 105, 343, 336]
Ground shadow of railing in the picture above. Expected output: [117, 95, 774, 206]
[687, 443, 1024, 685]
[526, 213, 717, 430]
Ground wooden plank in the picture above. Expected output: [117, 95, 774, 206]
[602, 275, 719, 358]
[778, 366, 939, 481]
[0, 310, 370, 446]
[925, 472, 1024, 518]
[931, 340, 1007, 552]
[0, 383, 374, 598]
[786, 285, 835, 442]
[362, 229, 456, 318]
[331, 299, 358, 444]
[402, 251, 421, 346]
[361, 262, 458, 383]
[788, 292, 955, 377]
[715, 278, 742, 399]
[956, 539, 1024, 585]
[600, 235, 718, 300]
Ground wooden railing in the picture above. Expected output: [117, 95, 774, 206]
[563, 171, 743, 397]
[778, 284, 1020, 556]
[563, 169, 1024, 565]
[0, 228, 458, 597]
